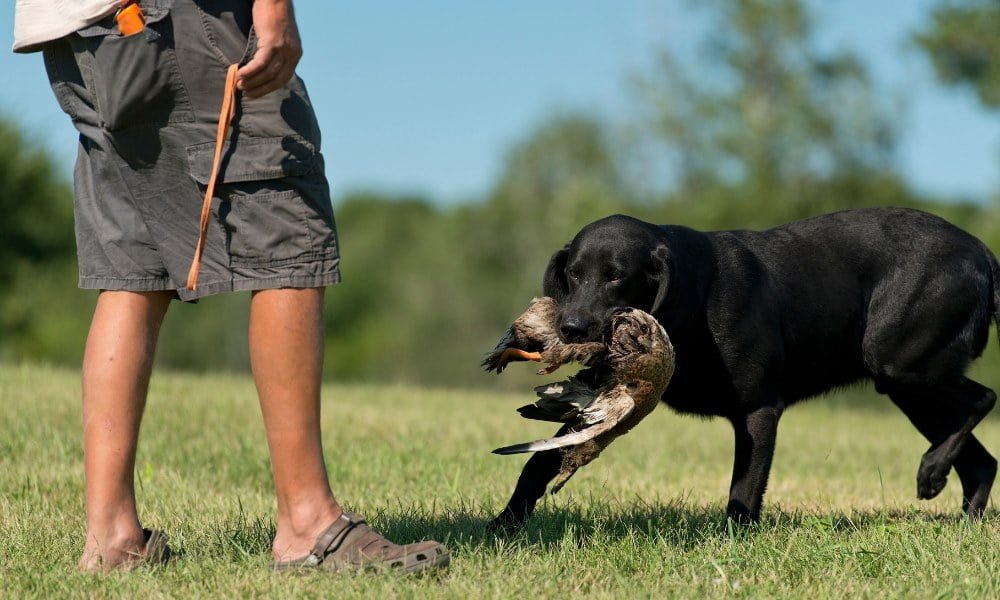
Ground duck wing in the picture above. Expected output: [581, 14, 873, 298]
[492, 384, 634, 454]
[481, 325, 517, 373]
[515, 377, 597, 423]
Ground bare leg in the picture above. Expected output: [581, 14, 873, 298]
[248, 288, 343, 560]
[79, 290, 173, 571]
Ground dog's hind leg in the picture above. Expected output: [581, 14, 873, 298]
[489, 446, 564, 536]
[915, 379, 994, 503]
[889, 384, 997, 518]
[954, 436, 997, 518]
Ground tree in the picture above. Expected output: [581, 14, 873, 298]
[473, 114, 631, 294]
[632, 0, 903, 226]
[462, 115, 631, 349]
[0, 117, 85, 363]
[915, 0, 1000, 239]
[915, 0, 1000, 108]
[0, 119, 75, 283]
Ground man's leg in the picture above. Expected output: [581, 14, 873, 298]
[248, 288, 343, 560]
[79, 290, 173, 571]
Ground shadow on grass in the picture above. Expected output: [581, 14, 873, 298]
[373, 498, 990, 554]
[201, 496, 991, 559]
[372, 497, 724, 552]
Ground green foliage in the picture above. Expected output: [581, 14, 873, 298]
[916, 0, 1000, 108]
[0, 120, 75, 278]
[321, 115, 634, 387]
[632, 0, 900, 216]
[4, 0, 1000, 386]
[0, 120, 82, 363]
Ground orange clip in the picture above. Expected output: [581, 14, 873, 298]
[116, 2, 146, 37]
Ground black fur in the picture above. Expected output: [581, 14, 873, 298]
[491, 207, 998, 534]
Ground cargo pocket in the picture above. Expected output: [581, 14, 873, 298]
[187, 135, 337, 266]
[42, 40, 93, 124]
[72, 6, 194, 132]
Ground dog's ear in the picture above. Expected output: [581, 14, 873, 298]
[649, 244, 671, 314]
[542, 244, 570, 300]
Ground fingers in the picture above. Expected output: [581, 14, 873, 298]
[236, 45, 274, 83]
[236, 45, 302, 99]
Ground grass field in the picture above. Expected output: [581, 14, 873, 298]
[1, 363, 999, 598]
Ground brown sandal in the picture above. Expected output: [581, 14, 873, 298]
[135, 529, 173, 568]
[271, 513, 450, 574]
[85, 529, 172, 572]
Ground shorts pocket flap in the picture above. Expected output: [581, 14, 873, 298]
[186, 135, 319, 185]
[77, 5, 172, 38]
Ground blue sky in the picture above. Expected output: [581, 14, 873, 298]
[2, 1, 998, 204]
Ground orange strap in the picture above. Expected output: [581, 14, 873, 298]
[186, 64, 240, 291]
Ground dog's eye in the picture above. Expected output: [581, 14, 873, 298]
[567, 270, 580, 281]
[639, 324, 650, 335]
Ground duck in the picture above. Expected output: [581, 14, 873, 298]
[493, 308, 675, 493]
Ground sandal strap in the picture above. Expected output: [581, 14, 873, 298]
[272, 513, 449, 573]
[305, 513, 364, 566]
[141, 529, 172, 565]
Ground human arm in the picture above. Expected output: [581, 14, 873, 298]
[236, 0, 303, 99]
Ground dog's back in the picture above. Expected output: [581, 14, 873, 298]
[699, 207, 998, 403]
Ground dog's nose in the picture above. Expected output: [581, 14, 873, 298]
[560, 316, 590, 342]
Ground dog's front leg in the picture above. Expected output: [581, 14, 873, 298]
[726, 405, 782, 524]
[488, 446, 564, 536]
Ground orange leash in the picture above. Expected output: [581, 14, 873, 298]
[186, 64, 239, 291]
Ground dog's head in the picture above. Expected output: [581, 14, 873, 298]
[543, 215, 671, 342]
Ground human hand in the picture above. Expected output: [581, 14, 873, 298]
[236, 0, 303, 99]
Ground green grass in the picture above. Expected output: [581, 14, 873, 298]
[1, 363, 999, 598]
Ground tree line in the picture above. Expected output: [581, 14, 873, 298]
[1, 0, 998, 388]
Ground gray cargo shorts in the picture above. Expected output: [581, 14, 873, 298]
[41, 0, 340, 301]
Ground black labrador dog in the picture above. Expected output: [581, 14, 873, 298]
[491, 207, 998, 533]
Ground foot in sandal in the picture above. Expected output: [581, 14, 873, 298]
[272, 512, 449, 574]
[78, 529, 173, 572]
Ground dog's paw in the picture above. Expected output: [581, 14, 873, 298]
[486, 513, 525, 538]
[725, 501, 760, 526]
[917, 455, 949, 500]
[960, 460, 996, 519]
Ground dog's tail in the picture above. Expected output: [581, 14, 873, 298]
[989, 250, 1000, 341]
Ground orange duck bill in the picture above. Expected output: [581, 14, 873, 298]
[499, 348, 543, 363]
[497, 348, 563, 375]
